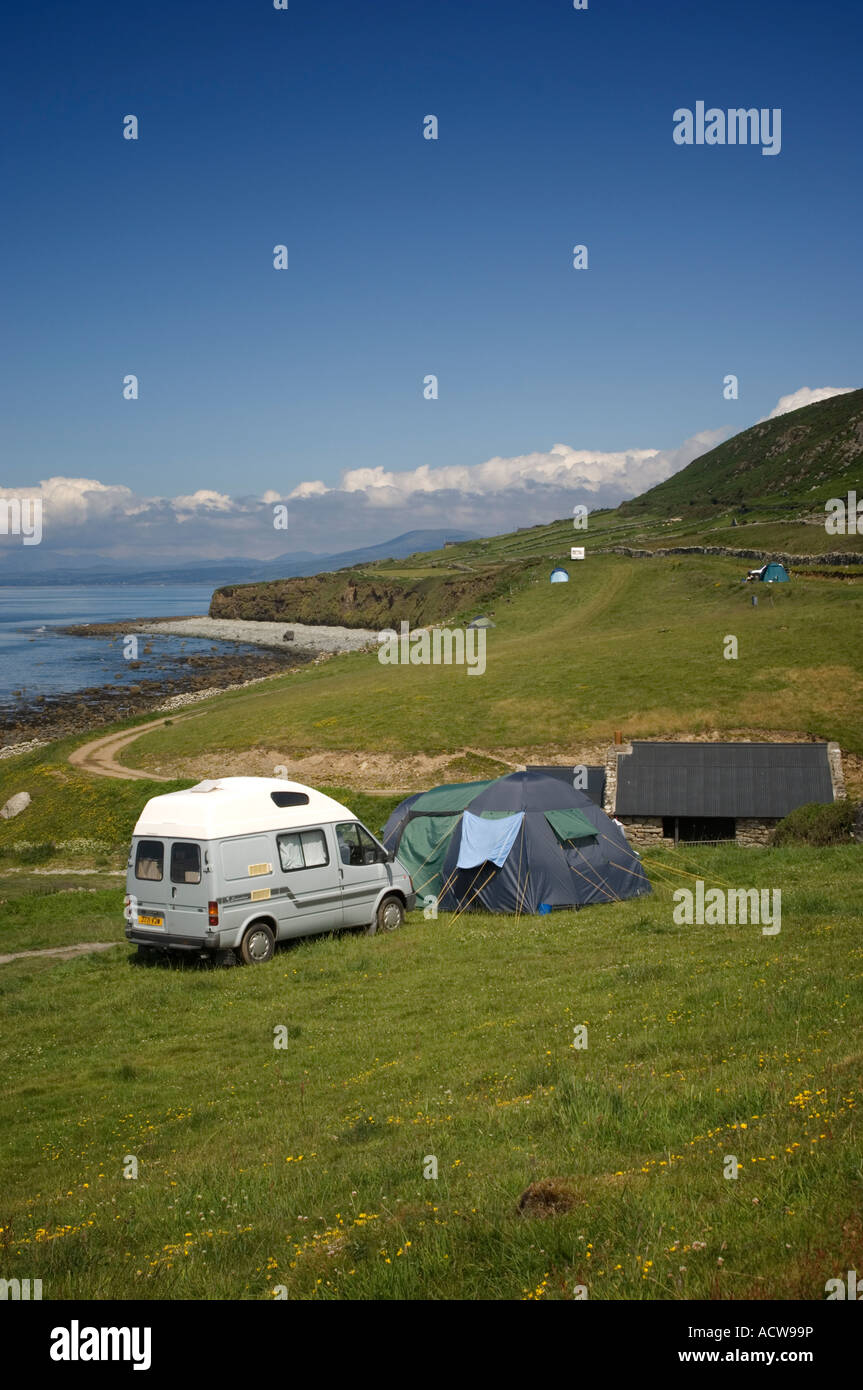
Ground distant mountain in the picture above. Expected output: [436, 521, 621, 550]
[621, 388, 863, 518]
[249, 530, 476, 579]
[0, 530, 475, 587]
[0, 557, 261, 587]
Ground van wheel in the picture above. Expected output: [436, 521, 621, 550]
[239, 921, 275, 965]
[368, 895, 405, 936]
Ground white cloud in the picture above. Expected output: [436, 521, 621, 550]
[763, 385, 855, 420]
[287, 436, 722, 509]
[170, 489, 236, 521]
[0, 430, 728, 564]
[8, 383, 854, 567]
[0, 476, 145, 526]
[289, 479, 329, 499]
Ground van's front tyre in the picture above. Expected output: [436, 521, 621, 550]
[367, 895, 405, 936]
[239, 921, 275, 965]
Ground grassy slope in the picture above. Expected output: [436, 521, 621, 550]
[620, 388, 863, 517]
[415, 511, 863, 563]
[0, 845, 860, 1300]
[118, 554, 863, 773]
[0, 736, 403, 868]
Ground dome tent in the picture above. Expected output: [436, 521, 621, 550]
[756, 561, 790, 583]
[382, 771, 651, 915]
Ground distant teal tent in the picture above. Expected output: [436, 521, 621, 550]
[760, 562, 790, 583]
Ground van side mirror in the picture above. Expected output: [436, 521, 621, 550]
[384, 848, 395, 863]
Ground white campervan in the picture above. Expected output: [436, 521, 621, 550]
[124, 777, 416, 964]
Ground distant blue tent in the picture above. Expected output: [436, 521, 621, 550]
[550, 567, 570, 583]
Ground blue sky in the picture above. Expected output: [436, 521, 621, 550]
[1, 0, 861, 562]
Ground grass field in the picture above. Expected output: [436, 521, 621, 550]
[1, 844, 860, 1300]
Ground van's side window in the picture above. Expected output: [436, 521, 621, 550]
[135, 840, 164, 881]
[171, 842, 201, 885]
[277, 828, 329, 872]
[336, 822, 382, 867]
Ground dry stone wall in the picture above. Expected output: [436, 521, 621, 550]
[596, 545, 861, 565]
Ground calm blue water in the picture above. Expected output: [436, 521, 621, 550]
[0, 584, 230, 706]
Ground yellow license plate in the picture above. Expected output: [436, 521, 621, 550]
[137, 913, 164, 927]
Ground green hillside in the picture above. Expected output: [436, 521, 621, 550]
[209, 392, 863, 630]
[620, 388, 863, 519]
[3, 552, 858, 858]
[210, 562, 533, 629]
[129, 554, 863, 776]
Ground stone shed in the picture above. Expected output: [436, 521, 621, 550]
[604, 740, 845, 847]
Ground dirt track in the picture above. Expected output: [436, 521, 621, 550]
[68, 715, 199, 781]
[0, 941, 120, 967]
[66, 715, 863, 802]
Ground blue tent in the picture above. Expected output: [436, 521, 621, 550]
[382, 771, 651, 915]
[550, 567, 570, 583]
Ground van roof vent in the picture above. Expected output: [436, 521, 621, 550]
[271, 791, 311, 808]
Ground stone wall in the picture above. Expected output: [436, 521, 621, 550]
[595, 544, 862, 566]
[734, 818, 776, 847]
[617, 816, 672, 847]
[619, 814, 778, 848]
[603, 742, 632, 817]
[827, 742, 847, 800]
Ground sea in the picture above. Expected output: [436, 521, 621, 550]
[0, 584, 250, 707]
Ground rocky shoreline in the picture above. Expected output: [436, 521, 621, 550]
[1, 621, 320, 750]
[128, 615, 379, 653]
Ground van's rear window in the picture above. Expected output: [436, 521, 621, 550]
[171, 841, 201, 885]
[135, 840, 164, 881]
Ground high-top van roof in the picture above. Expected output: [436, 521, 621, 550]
[132, 778, 356, 840]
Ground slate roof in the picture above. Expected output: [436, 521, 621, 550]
[614, 743, 834, 819]
[526, 766, 606, 808]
